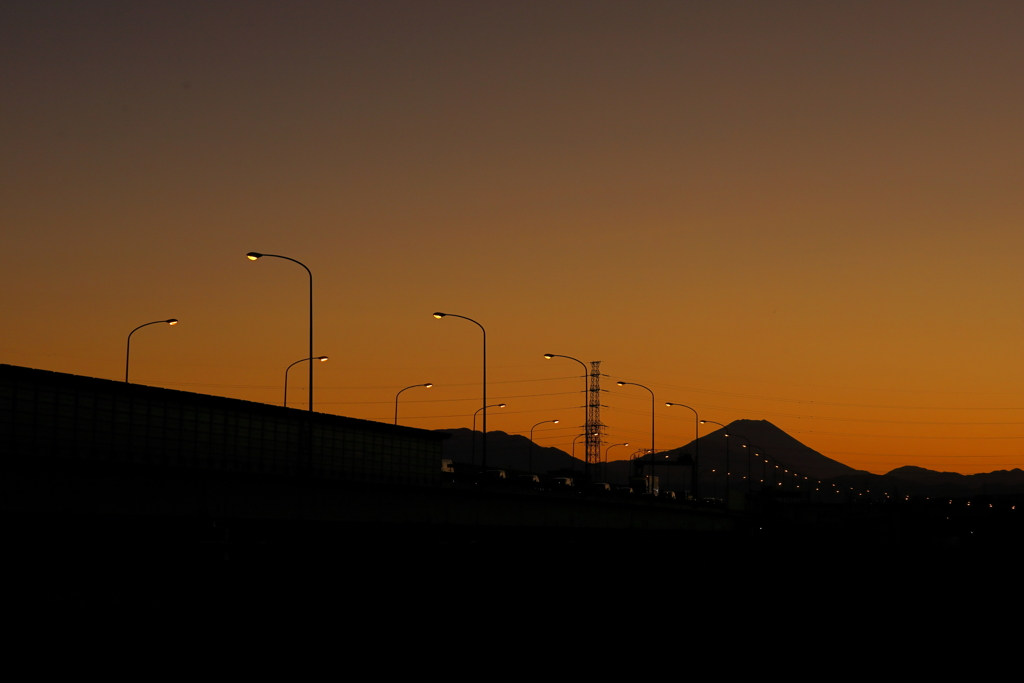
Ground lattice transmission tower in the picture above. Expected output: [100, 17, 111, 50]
[585, 361, 606, 477]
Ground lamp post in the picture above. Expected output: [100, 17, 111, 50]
[471, 402, 504, 469]
[605, 442, 629, 482]
[247, 252, 315, 412]
[435, 312, 487, 468]
[285, 356, 328, 407]
[728, 433, 752, 495]
[571, 433, 588, 474]
[618, 381, 655, 485]
[394, 383, 432, 425]
[528, 419, 559, 473]
[701, 420, 729, 503]
[544, 353, 589, 430]
[665, 402, 701, 500]
[753, 447, 769, 493]
[125, 319, 178, 383]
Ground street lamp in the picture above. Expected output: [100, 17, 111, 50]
[284, 356, 328, 408]
[471, 402, 505, 468]
[125, 319, 178, 383]
[394, 383, 433, 425]
[605, 442, 629, 482]
[701, 420, 729, 503]
[248, 252, 315, 412]
[665, 402, 702, 499]
[728, 432, 752, 495]
[435, 312, 488, 468]
[617, 381, 655, 484]
[528, 419, 559, 473]
[571, 433, 589, 474]
[753, 447, 769, 492]
[544, 354, 589, 445]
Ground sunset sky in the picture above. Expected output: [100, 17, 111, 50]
[3, 1, 1023, 475]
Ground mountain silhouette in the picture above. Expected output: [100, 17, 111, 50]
[436, 422, 1024, 496]
[883, 465, 1024, 496]
[437, 428, 585, 475]
[657, 419, 862, 481]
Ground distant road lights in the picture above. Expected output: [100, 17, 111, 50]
[394, 383, 433, 425]
[284, 356, 328, 408]
[701, 420, 730, 501]
[727, 433, 751, 495]
[125, 319, 179, 383]
[248, 251, 315, 411]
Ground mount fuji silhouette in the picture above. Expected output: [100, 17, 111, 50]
[659, 418, 861, 481]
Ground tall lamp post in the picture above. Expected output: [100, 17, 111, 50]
[125, 319, 178, 383]
[544, 354, 589, 435]
[617, 381, 655, 486]
[571, 433, 588, 474]
[394, 383, 432, 425]
[605, 442, 629, 482]
[472, 402, 505, 469]
[285, 356, 328, 407]
[528, 419, 559, 473]
[247, 252, 315, 412]
[701, 420, 729, 502]
[435, 312, 488, 467]
[665, 402, 701, 500]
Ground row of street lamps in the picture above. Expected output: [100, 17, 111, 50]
[125, 265, 833, 493]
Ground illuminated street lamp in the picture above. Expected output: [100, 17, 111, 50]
[394, 383, 433, 425]
[247, 252, 315, 412]
[435, 312, 489, 467]
[125, 319, 178, 383]
[471, 402, 505, 468]
[727, 432, 751, 495]
[571, 433, 588, 474]
[617, 381, 655, 482]
[605, 442, 629, 482]
[665, 402, 702, 499]
[701, 420, 729, 502]
[544, 353, 589, 443]
[285, 356, 328, 408]
[529, 419, 560, 473]
[753, 447, 770, 492]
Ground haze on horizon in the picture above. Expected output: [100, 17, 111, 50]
[2, 0, 1023, 476]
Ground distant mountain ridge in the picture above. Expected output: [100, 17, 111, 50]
[437, 428, 585, 475]
[883, 465, 1024, 496]
[434, 422, 1024, 496]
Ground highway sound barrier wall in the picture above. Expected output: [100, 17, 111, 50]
[0, 364, 443, 486]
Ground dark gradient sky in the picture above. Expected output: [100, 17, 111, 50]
[4, 1, 1024, 474]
